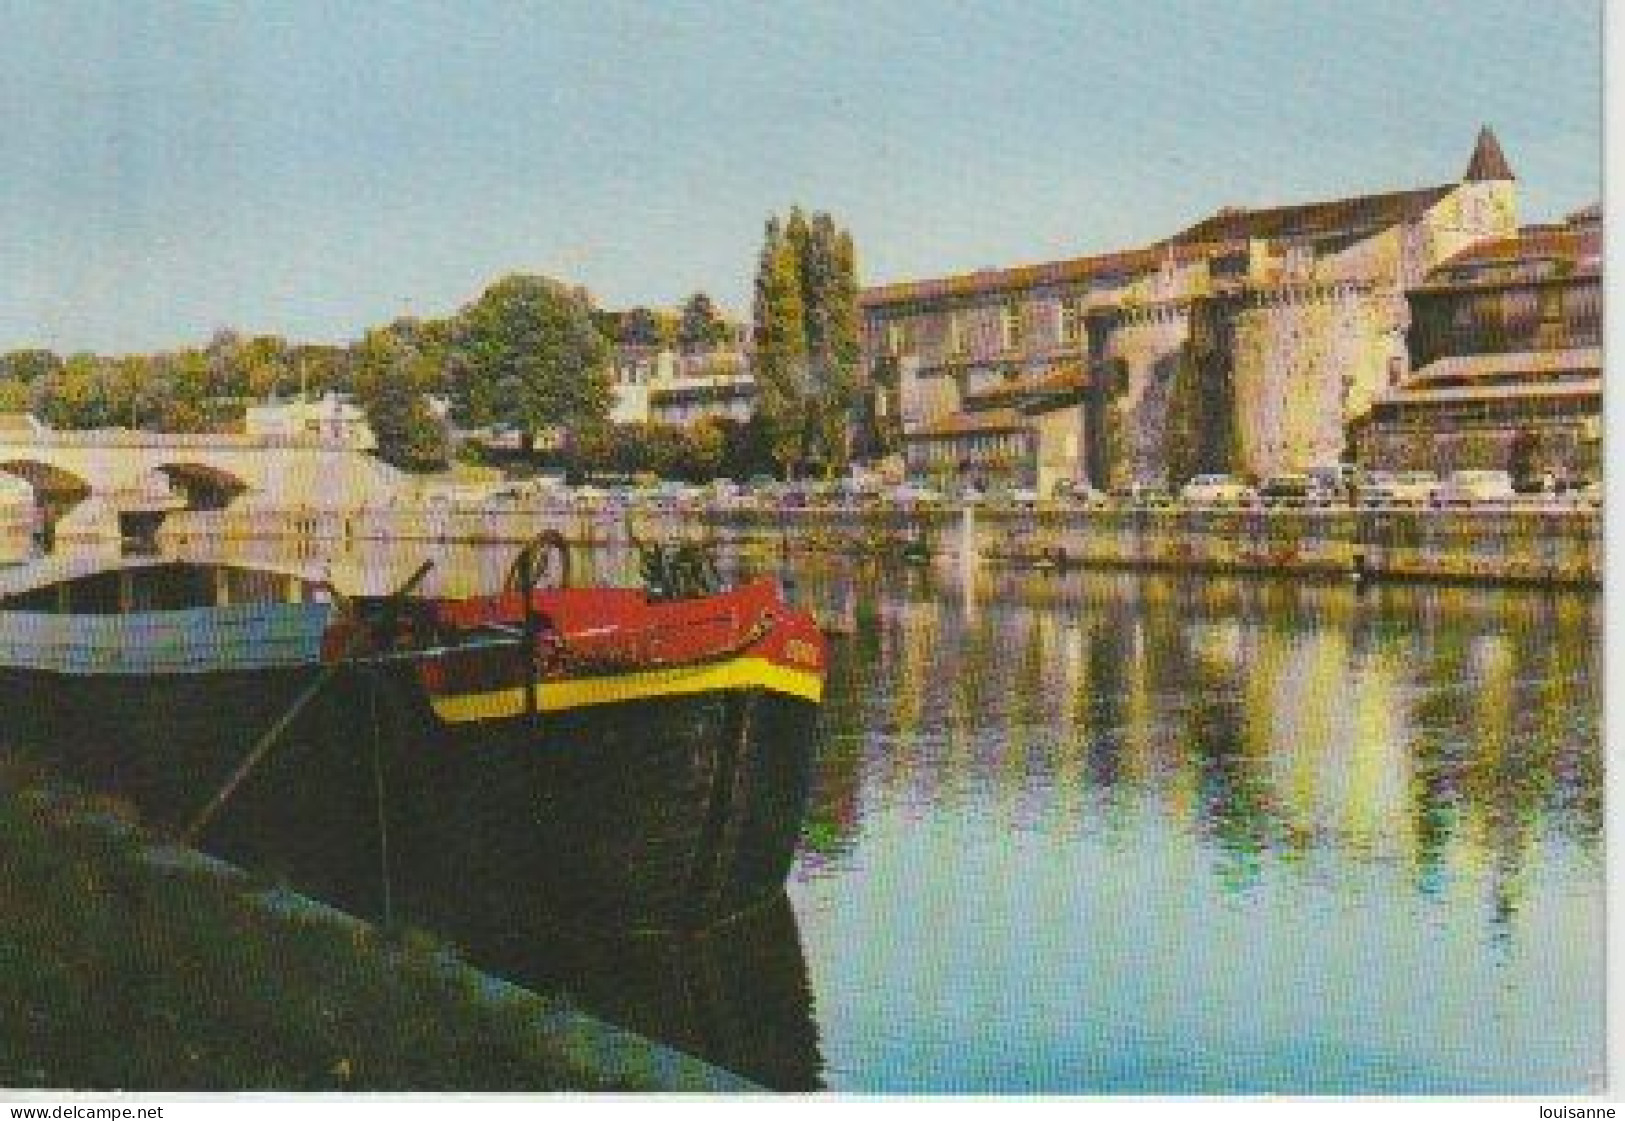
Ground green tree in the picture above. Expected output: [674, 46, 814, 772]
[0, 377, 32, 413]
[449, 275, 614, 454]
[811, 220, 862, 477]
[574, 423, 630, 478]
[1165, 297, 1238, 488]
[205, 329, 249, 400]
[684, 416, 727, 481]
[36, 354, 114, 429]
[750, 208, 861, 479]
[109, 355, 155, 428]
[635, 423, 686, 480]
[678, 292, 729, 352]
[0, 350, 62, 384]
[287, 345, 350, 398]
[351, 328, 449, 472]
[618, 307, 665, 348]
[751, 217, 810, 479]
[716, 413, 778, 479]
[239, 335, 294, 400]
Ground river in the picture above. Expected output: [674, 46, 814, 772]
[8, 540, 1607, 1093]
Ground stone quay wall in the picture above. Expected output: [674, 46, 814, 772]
[710, 505, 1601, 586]
[158, 503, 661, 551]
[157, 502, 1601, 587]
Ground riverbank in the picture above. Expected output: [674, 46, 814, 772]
[0, 757, 757, 1093]
[150, 501, 1602, 586]
[745, 505, 1602, 585]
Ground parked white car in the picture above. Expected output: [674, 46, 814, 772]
[1432, 469, 1517, 507]
[1180, 474, 1257, 507]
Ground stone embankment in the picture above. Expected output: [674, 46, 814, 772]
[155, 501, 1601, 586]
[725, 505, 1601, 585]
[0, 769, 759, 1093]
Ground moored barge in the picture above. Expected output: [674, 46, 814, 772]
[0, 547, 826, 931]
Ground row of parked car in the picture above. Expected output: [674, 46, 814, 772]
[1109, 469, 1600, 510]
[439, 467, 1599, 514]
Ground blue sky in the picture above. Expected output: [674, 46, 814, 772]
[0, 0, 1602, 353]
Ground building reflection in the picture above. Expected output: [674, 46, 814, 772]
[788, 558, 1600, 940]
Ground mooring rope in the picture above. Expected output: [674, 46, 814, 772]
[367, 667, 395, 931]
[182, 559, 435, 844]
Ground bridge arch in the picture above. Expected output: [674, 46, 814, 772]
[154, 461, 250, 510]
[0, 459, 93, 545]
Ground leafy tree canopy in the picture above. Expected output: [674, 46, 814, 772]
[678, 292, 731, 352]
[448, 274, 614, 443]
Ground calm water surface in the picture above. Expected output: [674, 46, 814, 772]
[21, 540, 1606, 1093]
[297, 541, 1603, 1094]
[784, 560, 1602, 1093]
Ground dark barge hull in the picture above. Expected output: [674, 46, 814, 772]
[0, 663, 819, 931]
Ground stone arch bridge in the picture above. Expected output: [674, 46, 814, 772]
[0, 427, 405, 516]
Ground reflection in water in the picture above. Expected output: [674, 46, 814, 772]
[158, 539, 1602, 1093]
[455, 894, 824, 1091]
[786, 562, 1603, 881]
[783, 559, 1602, 1093]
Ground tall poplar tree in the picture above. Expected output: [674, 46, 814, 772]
[819, 224, 862, 476]
[751, 208, 860, 479]
[752, 217, 810, 478]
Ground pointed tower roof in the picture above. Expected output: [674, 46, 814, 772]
[1464, 126, 1515, 181]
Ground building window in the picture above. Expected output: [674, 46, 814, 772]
[1001, 303, 1022, 352]
[1060, 297, 1084, 346]
[947, 312, 967, 357]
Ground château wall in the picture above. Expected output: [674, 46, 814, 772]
[1229, 287, 1401, 477]
[865, 152, 1523, 491]
[1101, 303, 1188, 486]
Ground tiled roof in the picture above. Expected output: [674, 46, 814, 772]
[860, 244, 1213, 309]
[1381, 378, 1599, 406]
[863, 134, 1508, 309]
[904, 408, 1029, 440]
[1163, 184, 1454, 246]
[1405, 348, 1602, 386]
[1424, 227, 1600, 279]
[963, 364, 1089, 408]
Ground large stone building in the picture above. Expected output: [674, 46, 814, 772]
[861, 128, 1524, 492]
[1354, 201, 1602, 480]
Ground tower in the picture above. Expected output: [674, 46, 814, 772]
[1458, 125, 1519, 238]
[1464, 124, 1516, 182]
